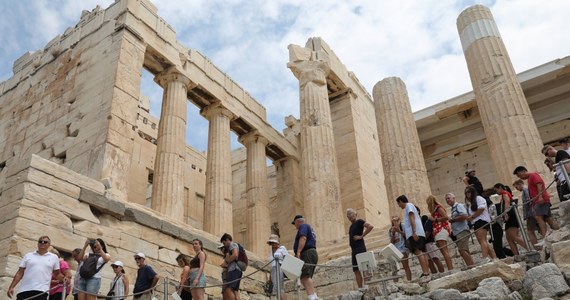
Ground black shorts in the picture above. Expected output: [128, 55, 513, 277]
[351, 247, 366, 272]
[224, 269, 242, 291]
[406, 236, 426, 254]
[505, 210, 520, 229]
[473, 219, 489, 231]
[300, 248, 318, 278]
[18, 291, 48, 300]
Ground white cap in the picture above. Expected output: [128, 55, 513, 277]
[134, 252, 146, 259]
[111, 261, 124, 267]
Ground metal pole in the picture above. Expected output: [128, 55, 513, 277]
[163, 277, 168, 300]
[512, 203, 532, 251]
[275, 255, 282, 300]
[61, 280, 66, 300]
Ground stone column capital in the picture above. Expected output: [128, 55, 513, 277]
[239, 130, 268, 146]
[200, 102, 234, 121]
[287, 60, 330, 85]
[154, 66, 193, 89]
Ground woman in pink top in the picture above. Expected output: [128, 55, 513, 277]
[49, 248, 71, 299]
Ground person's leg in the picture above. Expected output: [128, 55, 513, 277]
[300, 276, 315, 296]
[505, 227, 520, 255]
[353, 270, 363, 288]
[436, 240, 453, 270]
[432, 257, 445, 273]
[401, 253, 411, 281]
[534, 215, 547, 238]
[490, 223, 505, 259]
[475, 227, 490, 258]
[414, 249, 430, 275]
[223, 287, 235, 300]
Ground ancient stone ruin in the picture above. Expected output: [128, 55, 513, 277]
[1, 0, 569, 299]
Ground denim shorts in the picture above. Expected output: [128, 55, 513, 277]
[77, 277, 101, 294]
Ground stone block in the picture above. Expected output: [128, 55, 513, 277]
[28, 154, 105, 194]
[119, 231, 159, 259]
[19, 199, 73, 231]
[123, 204, 161, 230]
[79, 188, 126, 217]
[141, 225, 176, 250]
[475, 277, 510, 299]
[524, 263, 570, 298]
[14, 218, 80, 252]
[427, 260, 524, 292]
[158, 247, 180, 263]
[24, 183, 99, 224]
[25, 168, 81, 198]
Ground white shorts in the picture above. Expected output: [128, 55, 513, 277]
[434, 229, 449, 242]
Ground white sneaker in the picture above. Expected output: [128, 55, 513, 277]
[534, 241, 544, 247]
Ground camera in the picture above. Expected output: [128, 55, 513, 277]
[89, 239, 96, 246]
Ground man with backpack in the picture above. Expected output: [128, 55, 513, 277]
[220, 233, 242, 300]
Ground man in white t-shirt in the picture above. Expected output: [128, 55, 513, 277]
[7, 236, 61, 300]
[396, 195, 430, 279]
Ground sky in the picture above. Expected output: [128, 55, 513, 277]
[1, 0, 569, 152]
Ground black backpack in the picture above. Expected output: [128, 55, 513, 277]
[79, 254, 106, 279]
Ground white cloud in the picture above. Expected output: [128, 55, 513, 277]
[1, 0, 569, 151]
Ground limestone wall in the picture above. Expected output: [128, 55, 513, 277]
[0, 154, 268, 298]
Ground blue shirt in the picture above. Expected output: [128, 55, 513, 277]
[293, 223, 317, 253]
[133, 264, 157, 294]
[450, 202, 470, 235]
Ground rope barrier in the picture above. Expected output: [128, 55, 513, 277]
[19, 284, 63, 300]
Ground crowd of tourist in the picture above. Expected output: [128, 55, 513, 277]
[6, 140, 569, 299]
[387, 138, 570, 281]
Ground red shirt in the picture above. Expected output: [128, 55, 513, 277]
[528, 172, 550, 205]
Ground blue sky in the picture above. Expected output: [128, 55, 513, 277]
[1, 0, 569, 152]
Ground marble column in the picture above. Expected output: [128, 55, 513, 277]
[151, 68, 191, 222]
[373, 77, 432, 217]
[202, 102, 234, 237]
[239, 131, 270, 255]
[457, 5, 547, 183]
[288, 60, 344, 242]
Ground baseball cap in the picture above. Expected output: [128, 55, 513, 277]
[291, 214, 303, 224]
[134, 252, 146, 259]
[111, 261, 124, 267]
[267, 234, 280, 244]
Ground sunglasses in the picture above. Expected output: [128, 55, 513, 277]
[112, 265, 120, 268]
[135, 257, 143, 261]
[38, 240, 50, 244]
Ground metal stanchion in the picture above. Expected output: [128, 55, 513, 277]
[61, 281, 67, 300]
[163, 277, 169, 300]
[275, 256, 282, 300]
[512, 202, 541, 263]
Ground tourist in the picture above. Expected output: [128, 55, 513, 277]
[494, 183, 528, 255]
[108, 261, 129, 300]
[465, 186, 495, 262]
[395, 195, 430, 279]
[421, 215, 445, 274]
[49, 248, 72, 300]
[389, 216, 411, 281]
[71, 248, 83, 300]
[7, 236, 61, 300]
[426, 195, 453, 271]
[513, 166, 559, 243]
[190, 239, 207, 300]
[133, 252, 160, 300]
[220, 233, 242, 300]
[463, 169, 484, 195]
[77, 238, 111, 300]
[267, 234, 288, 300]
[513, 179, 538, 245]
[292, 215, 319, 300]
[445, 193, 474, 267]
[487, 192, 507, 259]
[543, 145, 570, 202]
[175, 254, 192, 300]
[346, 208, 374, 288]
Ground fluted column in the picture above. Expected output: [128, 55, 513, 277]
[239, 131, 270, 255]
[288, 60, 344, 242]
[457, 5, 547, 183]
[202, 102, 234, 237]
[373, 77, 431, 217]
[151, 68, 191, 222]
